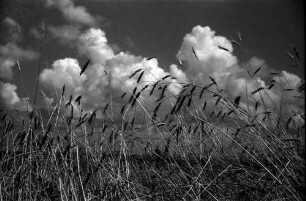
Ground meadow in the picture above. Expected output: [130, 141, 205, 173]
[0, 0, 305, 199]
[0, 53, 305, 200]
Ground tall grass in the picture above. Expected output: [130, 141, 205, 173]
[0, 46, 305, 200]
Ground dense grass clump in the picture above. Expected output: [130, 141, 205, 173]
[0, 57, 305, 200]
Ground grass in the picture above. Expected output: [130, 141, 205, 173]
[0, 76, 304, 201]
[0, 40, 305, 200]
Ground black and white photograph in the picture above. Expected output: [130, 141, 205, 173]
[0, 0, 304, 200]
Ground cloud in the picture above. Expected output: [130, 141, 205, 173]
[0, 18, 39, 80]
[107, 52, 181, 97]
[45, 0, 97, 26]
[77, 28, 115, 64]
[0, 82, 20, 106]
[39, 57, 108, 113]
[0, 82, 31, 112]
[0, 59, 15, 79]
[175, 25, 304, 118]
[39, 58, 86, 96]
[0, 43, 39, 80]
[272, 70, 304, 109]
[274, 70, 302, 89]
[0, 43, 39, 61]
[39, 28, 115, 112]
[0, 18, 38, 111]
[176, 25, 237, 86]
[169, 64, 188, 84]
[48, 24, 81, 43]
[39, 27, 183, 120]
[39, 52, 181, 118]
[38, 25, 304, 127]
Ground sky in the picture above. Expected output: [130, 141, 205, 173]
[0, 0, 304, 125]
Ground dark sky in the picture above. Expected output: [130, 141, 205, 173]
[81, 0, 304, 73]
[0, 0, 304, 108]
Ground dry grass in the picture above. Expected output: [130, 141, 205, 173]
[0, 51, 305, 200]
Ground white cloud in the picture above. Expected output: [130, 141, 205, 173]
[38, 25, 304, 124]
[169, 64, 188, 84]
[176, 25, 237, 86]
[0, 59, 15, 79]
[0, 18, 38, 111]
[0, 82, 20, 106]
[39, 57, 109, 113]
[45, 0, 97, 26]
[0, 18, 39, 81]
[39, 28, 116, 113]
[272, 70, 304, 111]
[0, 43, 39, 80]
[0, 82, 31, 112]
[108, 52, 181, 96]
[274, 70, 302, 89]
[39, 52, 182, 117]
[39, 58, 86, 96]
[0, 43, 39, 61]
[39, 27, 185, 119]
[175, 25, 304, 118]
[77, 28, 115, 64]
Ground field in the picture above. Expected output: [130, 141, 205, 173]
[0, 71, 305, 200]
[0, 0, 305, 200]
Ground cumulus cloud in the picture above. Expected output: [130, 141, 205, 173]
[0, 43, 39, 80]
[274, 70, 302, 89]
[45, 0, 97, 26]
[39, 54, 178, 115]
[38, 24, 303, 127]
[272, 71, 304, 110]
[0, 59, 15, 79]
[39, 28, 115, 110]
[39, 27, 184, 120]
[175, 25, 304, 119]
[0, 83, 20, 106]
[0, 18, 39, 111]
[108, 52, 181, 96]
[39, 57, 111, 113]
[39, 58, 86, 95]
[0, 18, 39, 81]
[176, 25, 237, 87]
[0, 82, 31, 112]
[77, 28, 115, 64]
[169, 64, 188, 84]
